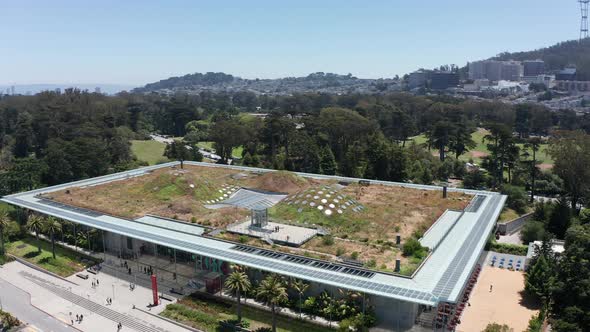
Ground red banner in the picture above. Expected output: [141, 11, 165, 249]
[151, 274, 159, 305]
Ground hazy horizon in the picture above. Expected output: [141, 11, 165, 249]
[1, 0, 579, 86]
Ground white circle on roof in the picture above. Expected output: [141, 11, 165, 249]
[314, 196, 319, 200]
[325, 194, 331, 198]
[324, 209, 332, 216]
[218, 190, 223, 193]
[223, 194, 228, 197]
[329, 204, 335, 209]
[330, 191, 335, 194]
[310, 202, 316, 207]
[337, 209, 343, 214]
[317, 205, 324, 210]
[190, 184, 195, 188]
[318, 191, 324, 195]
[341, 205, 347, 210]
[306, 194, 311, 198]
[333, 199, 339, 203]
[302, 200, 307, 205]
[321, 199, 327, 204]
[297, 208, 303, 213]
[294, 200, 300, 204]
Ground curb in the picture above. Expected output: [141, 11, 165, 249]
[133, 307, 202, 332]
[7, 255, 79, 286]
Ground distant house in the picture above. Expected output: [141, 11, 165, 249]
[525, 240, 565, 266]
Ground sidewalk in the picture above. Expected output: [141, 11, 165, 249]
[0, 260, 193, 332]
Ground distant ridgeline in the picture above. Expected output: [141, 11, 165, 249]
[489, 38, 590, 80]
[133, 72, 400, 95]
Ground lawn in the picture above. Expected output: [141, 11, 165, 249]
[409, 128, 553, 166]
[161, 292, 334, 332]
[131, 140, 169, 165]
[5, 237, 95, 277]
[197, 141, 243, 159]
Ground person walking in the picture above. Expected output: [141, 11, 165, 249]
[489, 284, 493, 292]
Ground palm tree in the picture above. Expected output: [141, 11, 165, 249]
[224, 266, 251, 323]
[43, 217, 62, 259]
[257, 274, 288, 332]
[26, 215, 44, 253]
[291, 279, 308, 318]
[0, 211, 10, 255]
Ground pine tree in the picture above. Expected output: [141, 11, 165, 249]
[320, 146, 336, 175]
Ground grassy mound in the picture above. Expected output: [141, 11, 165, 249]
[249, 171, 309, 194]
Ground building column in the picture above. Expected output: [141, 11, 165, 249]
[102, 230, 106, 262]
[73, 223, 77, 251]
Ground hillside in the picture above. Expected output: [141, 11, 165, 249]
[491, 38, 590, 80]
[133, 72, 401, 95]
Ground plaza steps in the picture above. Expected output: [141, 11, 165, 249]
[20, 271, 168, 332]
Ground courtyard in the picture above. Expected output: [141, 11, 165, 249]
[456, 265, 540, 332]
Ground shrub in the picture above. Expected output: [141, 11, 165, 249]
[322, 235, 334, 246]
[501, 184, 528, 214]
[482, 323, 513, 332]
[490, 241, 528, 256]
[238, 235, 249, 244]
[190, 216, 197, 223]
[336, 247, 345, 256]
[350, 251, 359, 260]
[402, 238, 425, 257]
[526, 313, 543, 332]
[254, 328, 272, 332]
[520, 220, 545, 244]
[0, 310, 20, 329]
[366, 259, 376, 268]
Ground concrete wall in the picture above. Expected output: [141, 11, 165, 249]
[497, 212, 533, 235]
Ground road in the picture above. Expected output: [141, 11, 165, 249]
[0, 276, 75, 332]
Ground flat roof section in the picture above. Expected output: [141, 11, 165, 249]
[1, 161, 506, 306]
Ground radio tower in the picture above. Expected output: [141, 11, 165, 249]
[581, 0, 589, 41]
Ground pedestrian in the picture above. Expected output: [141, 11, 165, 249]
[76, 314, 79, 322]
[97, 279, 99, 286]
[71, 319, 74, 325]
[80, 314, 83, 322]
[490, 284, 493, 292]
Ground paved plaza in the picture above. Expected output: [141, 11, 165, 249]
[0, 260, 193, 332]
[456, 265, 539, 332]
[227, 220, 318, 246]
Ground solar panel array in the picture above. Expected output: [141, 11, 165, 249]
[432, 194, 500, 300]
[233, 244, 376, 278]
[464, 195, 486, 212]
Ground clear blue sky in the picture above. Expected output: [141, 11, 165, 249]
[0, 0, 579, 86]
